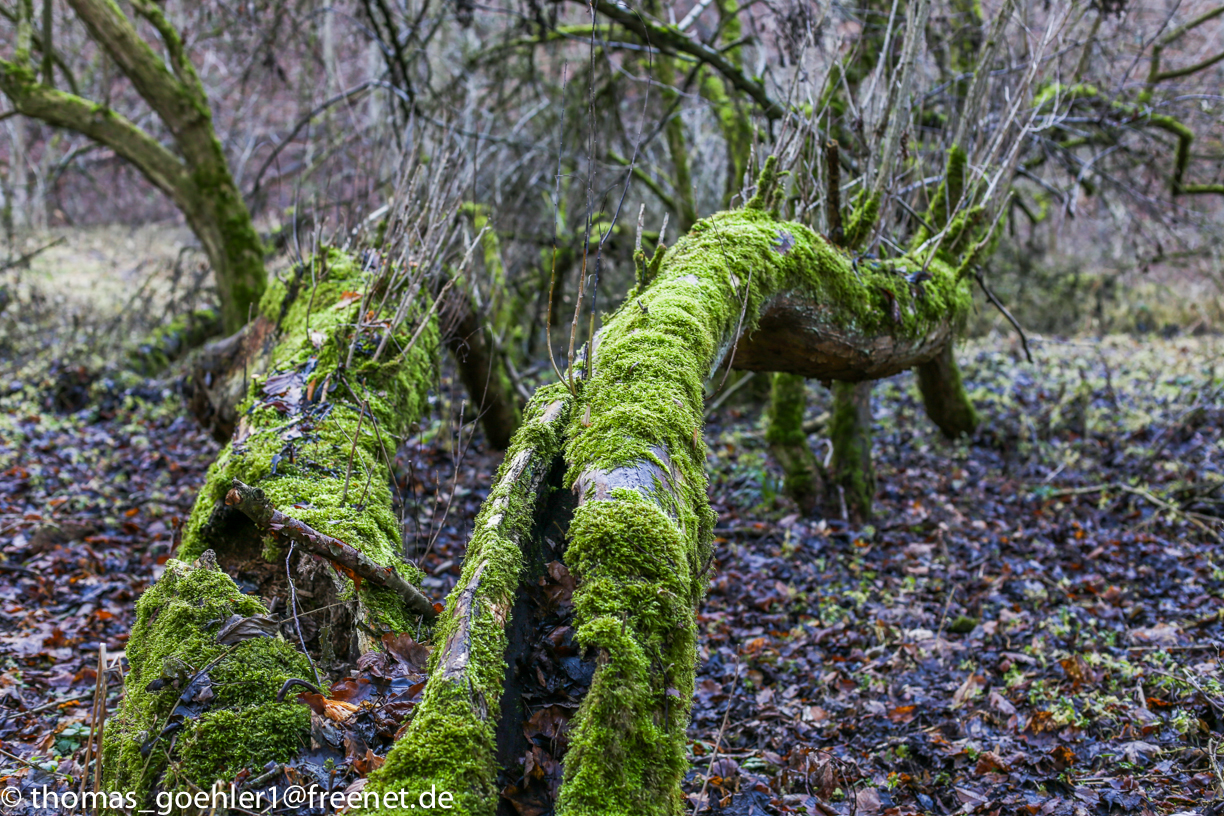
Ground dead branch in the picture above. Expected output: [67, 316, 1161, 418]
[224, 479, 437, 620]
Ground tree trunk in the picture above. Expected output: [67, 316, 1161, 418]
[916, 342, 980, 438]
[829, 380, 875, 522]
[0, 0, 265, 332]
[765, 372, 822, 514]
[446, 287, 522, 451]
[103, 248, 439, 806]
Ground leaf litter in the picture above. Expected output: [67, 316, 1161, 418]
[1, 328, 1221, 816]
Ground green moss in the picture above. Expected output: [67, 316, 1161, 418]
[557, 496, 696, 815]
[102, 558, 311, 804]
[555, 206, 971, 811]
[362, 385, 572, 816]
[766, 373, 820, 508]
[829, 381, 874, 521]
[843, 189, 880, 250]
[180, 246, 438, 632]
[129, 308, 222, 374]
[913, 146, 968, 248]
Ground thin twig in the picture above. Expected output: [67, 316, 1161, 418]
[286, 543, 322, 688]
[974, 269, 1033, 363]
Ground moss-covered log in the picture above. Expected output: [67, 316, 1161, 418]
[102, 554, 313, 803]
[366, 201, 972, 815]
[363, 385, 571, 813]
[106, 248, 439, 803]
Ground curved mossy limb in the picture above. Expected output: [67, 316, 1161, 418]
[915, 342, 979, 438]
[360, 384, 572, 816]
[371, 205, 976, 814]
[556, 207, 972, 813]
[102, 556, 312, 805]
[766, 372, 823, 514]
[179, 246, 438, 635]
[829, 380, 875, 523]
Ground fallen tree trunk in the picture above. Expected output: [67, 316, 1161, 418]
[104, 246, 440, 805]
[383, 193, 975, 814]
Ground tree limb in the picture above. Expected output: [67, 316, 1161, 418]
[586, 0, 785, 119]
[225, 479, 438, 621]
[0, 64, 193, 204]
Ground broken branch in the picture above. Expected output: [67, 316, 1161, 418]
[225, 479, 437, 621]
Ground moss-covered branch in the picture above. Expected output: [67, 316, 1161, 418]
[364, 386, 572, 814]
[1034, 82, 1224, 197]
[554, 206, 970, 812]
[586, 0, 785, 119]
[916, 342, 979, 438]
[225, 478, 438, 620]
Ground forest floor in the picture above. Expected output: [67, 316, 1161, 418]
[1, 258, 1222, 816]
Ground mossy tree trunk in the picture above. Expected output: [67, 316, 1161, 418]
[916, 342, 980, 437]
[380, 190, 976, 814]
[105, 248, 439, 805]
[765, 372, 822, 515]
[448, 204, 523, 449]
[829, 380, 876, 522]
[0, 0, 264, 332]
[446, 286, 523, 450]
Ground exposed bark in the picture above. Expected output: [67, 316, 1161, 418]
[829, 380, 875, 523]
[731, 290, 956, 380]
[915, 342, 980, 438]
[182, 314, 277, 442]
[0, 0, 265, 332]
